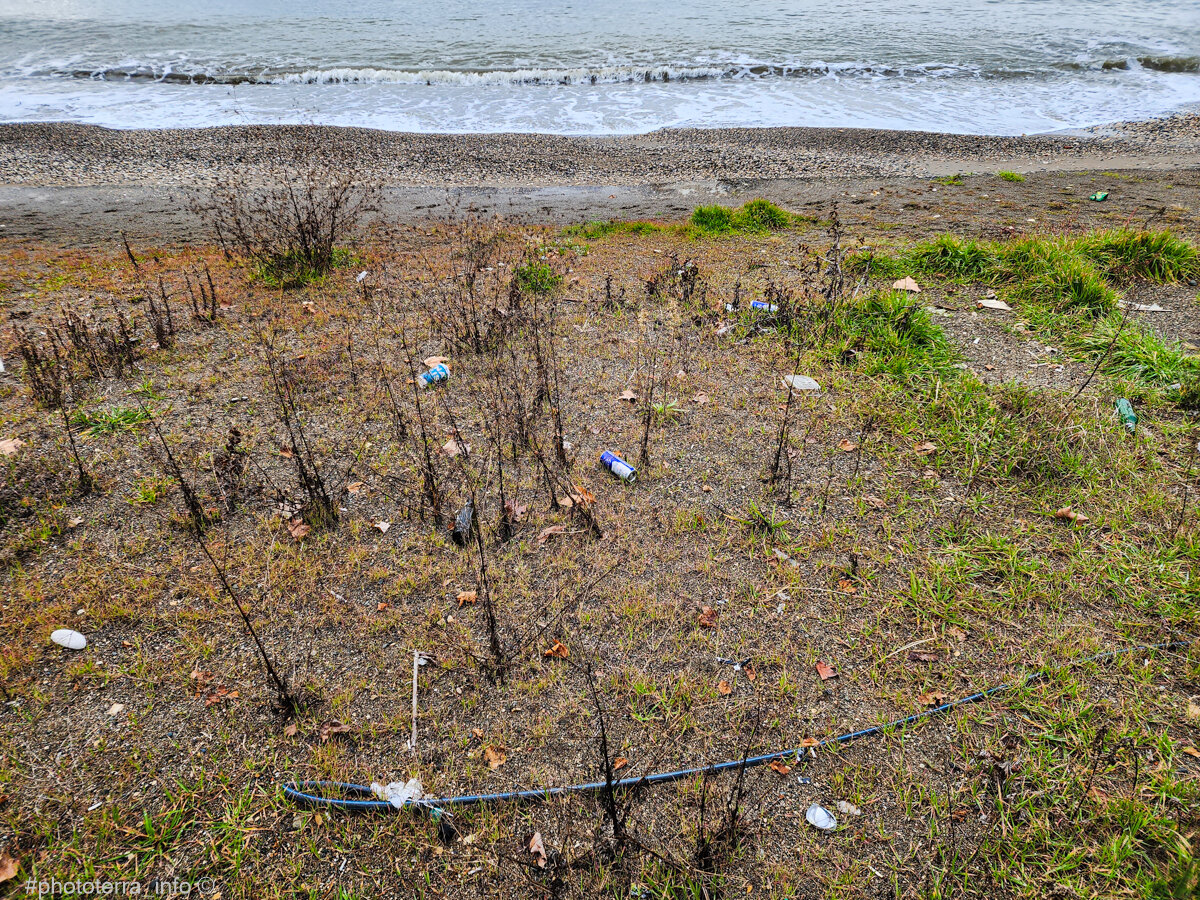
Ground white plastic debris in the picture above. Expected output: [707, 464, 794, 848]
[356, 271, 368, 283]
[782, 374, 821, 392]
[371, 777, 424, 808]
[51, 629, 87, 650]
[836, 800, 862, 817]
[1117, 300, 1165, 312]
[806, 803, 838, 831]
[977, 297, 1012, 311]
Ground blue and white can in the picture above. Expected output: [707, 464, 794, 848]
[750, 300, 779, 313]
[600, 450, 636, 482]
[418, 364, 449, 388]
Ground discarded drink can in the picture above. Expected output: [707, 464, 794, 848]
[419, 364, 449, 388]
[1115, 398, 1137, 433]
[600, 450, 636, 482]
[451, 501, 474, 546]
[750, 300, 779, 313]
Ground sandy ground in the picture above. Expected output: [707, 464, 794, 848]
[1, 116, 1199, 245]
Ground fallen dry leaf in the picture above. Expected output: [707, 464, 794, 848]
[948, 626, 968, 642]
[537, 524, 568, 544]
[918, 690, 949, 706]
[892, 276, 921, 293]
[529, 832, 547, 868]
[373, 521, 391, 533]
[617, 389, 638, 402]
[693, 392, 709, 405]
[67, 516, 84, 529]
[1182, 745, 1200, 759]
[423, 356, 450, 369]
[544, 640, 570, 659]
[815, 661, 837, 681]
[837, 438, 858, 452]
[718, 680, 732, 696]
[863, 495, 886, 509]
[284, 722, 298, 737]
[612, 756, 629, 771]
[769, 759, 792, 775]
[909, 650, 940, 663]
[106, 703, 124, 716]
[377, 601, 388, 611]
[318, 720, 354, 743]
[837, 579, 857, 595]
[457, 590, 477, 607]
[1055, 505, 1089, 525]
[697, 606, 719, 628]
[0, 437, 25, 456]
[504, 500, 528, 522]
[0, 850, 17, 885]
[800, 737, 821, 749]
[346, 481, 364, 494]
[745, 665, 756, 682]
[1187, 700, 1200, 721]
[574, 485, 596, 505]
[442, 436, 467, 458]
[286, 518, 310, 540]
[483, 744, 507, 770]
[914, 441, 937, 456]
[702, 485, 712, 493]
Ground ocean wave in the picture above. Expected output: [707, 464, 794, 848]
[25, 55, 1200, 86]
[33, 60, 1001, 86]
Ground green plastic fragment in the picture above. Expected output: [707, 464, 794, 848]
[1115, 398, 1137, 433]
[1090, 191, 1109, 202]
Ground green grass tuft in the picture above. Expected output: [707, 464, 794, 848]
[1077, 229, 1199, 282]
[997, 170, 1026, 182]
[513, 259, 562, 294]
[1076, 318, 1200, 386]
[689, 199, 796, 236]
[833, 290, 960, 382]
[72, 406, 154, 437]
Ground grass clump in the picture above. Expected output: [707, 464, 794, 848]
[255, 246, 357, 288]
[832, 290, 959, 382]
[1016, 257, 1118, 317]
[997, 170, 1026, 182]
[513, 258, 562, 294]
[71, 406, 154, 436]
[689, 199, 795, 236]
[563, 220, 665, 241]
[1076, 319, 1200, 386]
[908, 235, 997, 281]
[1077, 229, 1199, 282]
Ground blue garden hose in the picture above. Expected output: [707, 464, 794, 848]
[282, 638, 1192, 814]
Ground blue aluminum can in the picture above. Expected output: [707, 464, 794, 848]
[750, 300, 779, 312]
[419, 363, 449, 388]
[600, 450, 637, 482]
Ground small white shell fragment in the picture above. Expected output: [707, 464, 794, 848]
[107, 703, 125, 716]
[836, 800, 862, 817]
[806, 803, 838, 831]
[51, 628, 87, 650]
[782, 375, 821, 392]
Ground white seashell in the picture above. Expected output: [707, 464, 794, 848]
[51, 628, 87, 650]
[806, 803, 837, 831]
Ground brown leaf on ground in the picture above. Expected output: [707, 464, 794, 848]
[617, 389, 638, 402]
[537, 524, 568, 544]
[892, 276, 921, 293]
[377, 602, 388, 611]
[948, 626, 968, 642]
[284, 722, 298, 738]
[346, 481, 364, 494]
[1182, 745, 1200, 759]
[574, 485, 596, 504]
[837, 579, 857, 595]
[504, 500, 528, 522]
[442, 436, 467, 458]
[1055, 505, 1089, 524]
[863, 495, 886, 509]
[693, 392, 709, 405]
[769, 759, 792, 775]
[373, 521, 391, 533]
[909, 651, 940, 663]
[529, 832, 547, 868]
[918, 690, 949, 706]
[815, 661, 837, 680]
[717, 680, 732, 695]
[278, 443, 294, 458]
[318, 720, 354, 743]
[543, 640, 569, 658]
[837, 438, 858, 452]
[612, 756, 629, 771]
[483, 745, 507, 770]
[800, 737, 821, 748]
[0, 850, 18, 884]
[457, 590, 477, 607]
[287, 518, 310, 540]
[0, 437, 25, 456]
[697, 606, 718, 628]
[745, 665, 756, 682]
[1187, 700, 1200, 721]
[914, 441, 937, 456]
[423, 356, 450, 369]
[204, 686, 237, 707]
